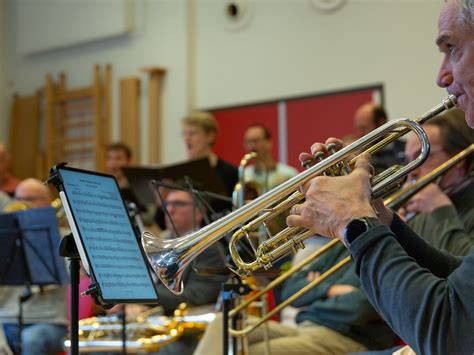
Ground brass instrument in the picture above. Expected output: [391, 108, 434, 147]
[64, 304, 215, 353]
[227, 144, 474, 337]
[232, 152, 267, 208]
[2, 200, 35, 212]
[384, 143, 474, 211]
[142, 96, 458, 295]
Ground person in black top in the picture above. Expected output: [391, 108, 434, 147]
[181, 111, 238, 197]
[286, 1, 474, 352]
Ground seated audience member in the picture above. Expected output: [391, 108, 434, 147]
[105, 142, 156, 225]
[402, 109, 474, 255]
[353, 103, 405, 173]
[242, 124, 298, 190]
[0, 143, 20, 197]
[195, 240, 398, 355]
[0, 178, 67, 355]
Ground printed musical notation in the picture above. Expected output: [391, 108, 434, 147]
[60, 169, 157, 300]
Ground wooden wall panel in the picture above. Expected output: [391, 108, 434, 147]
[9, 94, 41, 179]
[119, 77, 141, 163]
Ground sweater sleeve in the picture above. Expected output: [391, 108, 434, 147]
[350, 224, 474, 354]
[390, 213, 463, 277]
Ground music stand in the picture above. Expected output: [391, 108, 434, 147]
[47, 163, 159, 355]
[0, 207, 68, 354]
[122, 158, 229, 207]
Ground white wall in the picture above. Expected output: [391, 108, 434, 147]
[196, 0, 446, 120]
[2, 0, 448, 166]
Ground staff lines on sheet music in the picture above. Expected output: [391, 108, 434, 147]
[82, 226, 132, 236]
[97, 272, 148, 280]
[102, 282, 152, 288]
[71, 190, 117, 202]
[84, 236, 135, 245]
[88, 245, 137, 253]
[78, 217, 128, 227]
[93, 254, 142, 262]
[96, 264, 143, 270]
[72, 198, 122, 210]
[76, 208, 123, 219]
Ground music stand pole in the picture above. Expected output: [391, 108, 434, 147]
[59, 233, 80, 355]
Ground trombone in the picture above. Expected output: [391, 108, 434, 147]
[142, 96, 457, 295]
[384, 143, 474, 211]
[227, 143, 474, 336]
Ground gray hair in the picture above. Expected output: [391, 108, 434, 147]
[457, 0, 474, 30]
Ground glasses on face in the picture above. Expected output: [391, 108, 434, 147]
[405, 147, 445, 164]
[164, 200, 193, 209]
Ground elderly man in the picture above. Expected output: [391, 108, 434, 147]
[0, 143, 20, 196]
[0, 178, 67, 355]
[286, 1, 474, 353]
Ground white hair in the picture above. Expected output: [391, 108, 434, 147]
[458, 0, 474, 30]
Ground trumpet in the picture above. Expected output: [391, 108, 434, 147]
[142, 96, 458, 295]
[227, 143, 474, 336]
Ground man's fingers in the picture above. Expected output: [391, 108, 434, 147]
[353, 152, 372, 175]
[325, 137, 345, 150]
[286, 214, 305, 228]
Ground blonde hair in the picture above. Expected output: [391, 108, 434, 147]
[182, 111, 218, 135]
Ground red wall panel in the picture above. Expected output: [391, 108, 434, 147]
[212, 86, 381, 171]
[286, 90, 373, 169]
[213, 104, 279, 166]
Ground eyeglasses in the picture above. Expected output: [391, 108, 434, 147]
[405, 147, 445, 164]
[164, 200, 193, 209]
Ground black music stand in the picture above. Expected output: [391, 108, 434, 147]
[0, 207, 68, 355]
[122, 158, 229, 206]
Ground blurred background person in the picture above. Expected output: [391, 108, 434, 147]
[399, 109, 474, 255]
[0, 178, 67, 355]
[105, 142, 156, 226]
[243, 123, 298, 190]
[182, 111, 238, 197]
[0, 143, 20, 197]
[155, 112, 238, 229]
[354, 103, 405, 173]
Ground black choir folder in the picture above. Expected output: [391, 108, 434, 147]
[122, 157, 228, 206]
[55, 166, 158, 303]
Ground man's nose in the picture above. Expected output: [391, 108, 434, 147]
[436, 58, 453, 88]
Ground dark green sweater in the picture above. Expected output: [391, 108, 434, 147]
[407, 181, 474, 255]
[281, 243, 398, 350]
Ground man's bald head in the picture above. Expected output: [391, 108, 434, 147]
[15, 178, 52, 208]
[354, 103, 388, 137]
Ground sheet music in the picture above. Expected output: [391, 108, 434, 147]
[60, 169, 157, 301]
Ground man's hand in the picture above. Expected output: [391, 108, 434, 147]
[286, 138, 383, 241]
[402, 183, 452, 216]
